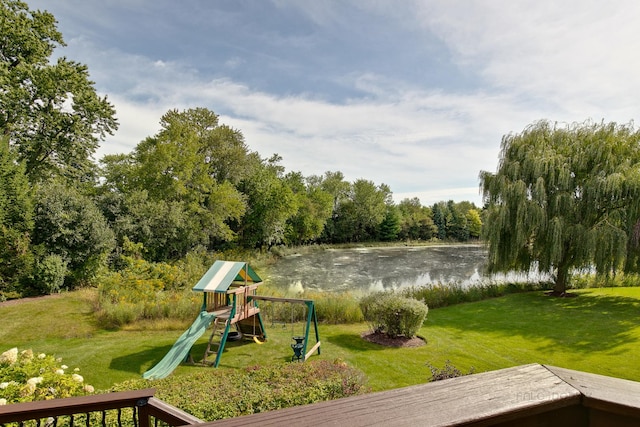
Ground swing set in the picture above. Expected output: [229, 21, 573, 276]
[190, 260, 320, 368]
[249, 295, 321, 362]
[143, 261, 321, 379]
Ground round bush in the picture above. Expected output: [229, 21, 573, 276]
[360, 291, 428, 338]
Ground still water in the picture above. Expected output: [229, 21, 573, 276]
[262, 244, 540, 294]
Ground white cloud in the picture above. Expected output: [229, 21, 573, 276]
[94, 53, 529, 206]
[394, 187, 483, 207]
[417, 1, 640, 120]
[36, 0, 640, 208]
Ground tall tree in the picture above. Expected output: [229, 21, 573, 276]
[236, 155, 297, 248]
[283, 171, 333, 245]
[33, 180, 115, 288]
[0, 0, 118, 182]
[431, 202, 447, 240]
[466, 208, 482, 239]
[397, 197, 436, 241]
[100, 108, 247, 258]
[0, 139, 33, 296]
[344, 179, 390, 241]
[378, 205, 401, 241]
[446, 200, 469, 241]
[480, 120, 640, 295]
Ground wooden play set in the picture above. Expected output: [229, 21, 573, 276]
[143, 260, 321, 380]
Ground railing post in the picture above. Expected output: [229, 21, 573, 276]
[136, 397, 151, 427]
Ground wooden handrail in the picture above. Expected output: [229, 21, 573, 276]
[0, 388, 203, 426]
[3, 365, 640, 426]
[145, 396, 203, 426]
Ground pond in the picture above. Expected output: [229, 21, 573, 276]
[262, 244, 543, 294]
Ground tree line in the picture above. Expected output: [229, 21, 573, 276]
[0, 0, 481, 298]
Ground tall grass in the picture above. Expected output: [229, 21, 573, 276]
[96, 255, 205, 328]
[571, 272, 640, 289]
[255, 287, 364, 324]
[401, 281, 552, 309]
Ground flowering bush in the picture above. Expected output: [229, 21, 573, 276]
[0, 347, 94, 404]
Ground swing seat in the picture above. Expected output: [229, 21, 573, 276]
[253, 336, 265, 344]
[227, 331, 242, 341]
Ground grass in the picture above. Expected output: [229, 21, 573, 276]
[2, 287, 640, 392]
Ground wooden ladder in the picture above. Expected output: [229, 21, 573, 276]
[202, 315, 230, 365]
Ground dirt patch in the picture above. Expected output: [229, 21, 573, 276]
[361, 331, 426, 348]
[544, 291, 579, 298]
[0, 293, 63, 308]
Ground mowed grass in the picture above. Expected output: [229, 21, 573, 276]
[1, 287, 640, 391]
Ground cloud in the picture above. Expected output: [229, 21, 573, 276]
[34, 0, 640, 209]
[98, 65, 521, 207]
[416, 1, 640, 120]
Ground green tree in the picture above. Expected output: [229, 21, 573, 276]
[324, 179, 392, 243]
[480, 120, 640, 295]
[351, 180, 391, 241]
[466, 208, 482, 239]
[317, 171, 351, 242]
[0, 140, 34, 296]
[397, 197, 436, 241]
[378, 205, 401, 241]
[319, 171, 350, 214]
[446, 200, 469, 241]
[96, 189, 192, 262]
[431, 202, 447, 240]
[32, 181, 115, 289]
[284, 172, 333, 245]
[234, 154, 297, 248]
[0, 0, 118, 182]
[99, 108, 247, 258]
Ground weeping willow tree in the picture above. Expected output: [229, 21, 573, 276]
[480, 120, 640, 295]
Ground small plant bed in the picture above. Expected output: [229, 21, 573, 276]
[361, 331, 426, 348]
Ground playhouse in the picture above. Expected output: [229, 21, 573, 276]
[191, 260, 266, 367]
[142, 260, 320, 380]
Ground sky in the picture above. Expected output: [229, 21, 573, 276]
[26, 0, 640, 206]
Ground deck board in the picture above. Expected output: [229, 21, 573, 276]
[546, 365, 640, 418]
[201, 364, 581, 426]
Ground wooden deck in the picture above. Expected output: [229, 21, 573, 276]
[3, 364, 640, 426]
[196, 363, 640, 426]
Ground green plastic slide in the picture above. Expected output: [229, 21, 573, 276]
[143, 311, 217, 380]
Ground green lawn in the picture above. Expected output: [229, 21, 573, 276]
[2, 287, 640, 392]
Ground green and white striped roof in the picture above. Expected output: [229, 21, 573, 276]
[192, 260, 262, 293]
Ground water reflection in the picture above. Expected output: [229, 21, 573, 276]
[262, 245, 535, 294]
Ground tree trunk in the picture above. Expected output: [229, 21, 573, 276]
[554, 264, 568, 295]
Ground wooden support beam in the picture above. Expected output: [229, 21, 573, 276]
[250, 295, 314, 304]
[304, 341, 321, 361]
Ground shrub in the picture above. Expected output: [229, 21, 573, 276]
[96, 256, 200, 328]
[360, 291, 428, 338]
[110, 360, 368, 422]
[0, 348, 94, 404]
[30, 254, 68, 295]
[426, 360, 475, 382]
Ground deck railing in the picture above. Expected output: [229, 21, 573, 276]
[0, 388, 202, 427]
[3, 364, 640, 426]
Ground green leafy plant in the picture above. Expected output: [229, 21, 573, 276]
[401, 281, 552, 309]
[426, 360, 475, 382]
[110, 359, 368, 422]
[360, 291, 428, 338]
[96, 255, 200, 328]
